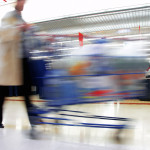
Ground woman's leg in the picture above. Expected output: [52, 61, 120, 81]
[22, 58, 33, 108]
[0, 86, 6, 127]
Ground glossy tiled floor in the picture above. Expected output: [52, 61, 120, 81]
[1, 96, 150, 150]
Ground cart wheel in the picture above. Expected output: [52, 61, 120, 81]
[29, 126, 39, 140]
[114, 129, 123, 142]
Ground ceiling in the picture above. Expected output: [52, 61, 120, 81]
[35, 6, 150, 37]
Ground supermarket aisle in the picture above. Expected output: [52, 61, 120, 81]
[1, 97, 150, 150]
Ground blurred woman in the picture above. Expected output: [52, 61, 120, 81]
[0, 0, 33, 128]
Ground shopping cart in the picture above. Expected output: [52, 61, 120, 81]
[28, 69, 146, 140]
[27, 34, 148, 140]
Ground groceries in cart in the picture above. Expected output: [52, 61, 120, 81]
[27, 40, 147, 108]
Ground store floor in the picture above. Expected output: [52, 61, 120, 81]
[1, 96, 150, 150]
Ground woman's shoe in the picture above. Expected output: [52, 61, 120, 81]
[0, 124, 4, 128]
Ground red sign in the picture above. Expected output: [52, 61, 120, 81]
[79, 32, 83, 46]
